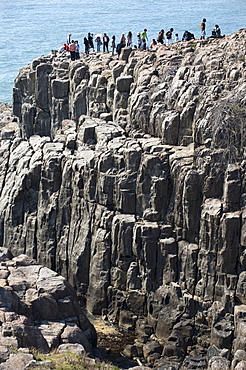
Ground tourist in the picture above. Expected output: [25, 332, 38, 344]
[111, 35, 116, 55]
[137, 32, 142, 49]
[75, 40, 80, 59]
[175, 33, 179, 41]
[166, 28, 174, 44]
[199, 18, 206, 39]
[150, 39, 157, 49]
[127, 31, 132, 47]
[88, 33, 94, 52]
[67, 33, 72, 44]
[58, 43, 67, 52]
[95, 36, 102, 52]
[141, 28, 148, 49]
[116, 41, 124, 59]
[210, 25, 223, 38]
[182, 30, 195, 41]
[120, 33, 126, 46]
[157, 29, 165, 44]
[84, 37, 89, 55]
[103, 33, 110, 52]
[69, 40, 76, 61]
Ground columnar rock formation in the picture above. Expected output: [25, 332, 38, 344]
[0, 247, 96, 365]
[0, 29, 246, 368]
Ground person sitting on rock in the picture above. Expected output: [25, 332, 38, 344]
[58, 43, 67, 52]
[182, 30, 195, 41]
[210, 25, 224, 38]
[150, 39, 157, 49]
[116, 41, 124, 59]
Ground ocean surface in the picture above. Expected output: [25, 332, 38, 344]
[0, 0, 245, 103]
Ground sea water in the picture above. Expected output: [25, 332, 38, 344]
[0, 0, 245, 103]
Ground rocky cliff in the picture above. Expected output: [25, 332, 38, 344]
[0, 29, 246, 369]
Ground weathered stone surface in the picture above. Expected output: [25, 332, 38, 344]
[0, 250, 96, 363]
[1, 29, 246, 369]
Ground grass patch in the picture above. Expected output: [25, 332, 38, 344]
[30, 350, 119, 370]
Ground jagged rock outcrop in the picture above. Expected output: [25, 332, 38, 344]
[0, 247, 96, 367]
[0, 29, 246, 368]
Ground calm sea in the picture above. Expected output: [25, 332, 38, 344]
[0, 0, 245, 103]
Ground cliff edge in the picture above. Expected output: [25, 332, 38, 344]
[0, 29, 246, 369]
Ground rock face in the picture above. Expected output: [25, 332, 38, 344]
[0, 29, 246, 368]
[0, 248, 96, 354]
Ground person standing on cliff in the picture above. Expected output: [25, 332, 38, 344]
[137, 32, 142, 49]
[166, 28, 174, 44]
[75, 40, 80, 59]
[69, 40, 76, 61]
[111, 35, 116, 55]
[95, 36, 102, 52]
[67, 33, 72, 44]
[157, 29, 165, 44]
[127, 31, 132, 47]
[103, 33, 109, 52]
[199, 18, 206, 39]
[141, 28, 148, 49]
[88, 33, 95, 52]
[84, 37, 89, 55]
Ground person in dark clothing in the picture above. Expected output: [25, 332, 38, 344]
[116, 42, 124, 58]
[111, 35, 116, 55]
[88, 33, 94, 51]
[84, 37, 89, 55]
[166, 28, 174, 44]
[157, 29, 164, 44]
[199, 18, 206, 39]
[210, 25, 223, 38]
[103, 33, 109, 52]
[127, 31, 132, 47]
[182, 30, 195, 41]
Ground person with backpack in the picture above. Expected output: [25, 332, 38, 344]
[166, 28, 174, 44]
[103, 33, 110, 52]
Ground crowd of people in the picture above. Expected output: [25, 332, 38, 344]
[58, 20, 224, 60]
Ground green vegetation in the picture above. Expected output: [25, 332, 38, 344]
[212, 102, 246, 163]
[29, 351, 119, 370]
